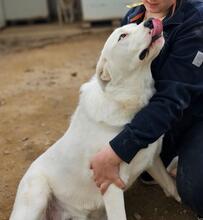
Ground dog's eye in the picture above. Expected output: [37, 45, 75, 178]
[118, 33, 128, 42]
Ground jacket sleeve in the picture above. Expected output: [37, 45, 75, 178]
[110, 20, 203, 163]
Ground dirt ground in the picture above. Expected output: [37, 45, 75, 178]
[0, 26, 197, 220]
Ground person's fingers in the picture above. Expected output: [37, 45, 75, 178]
[89, 162, 93, 169]
[93, 174, 103, 183]
[114, 177, 126, 190]
[95, 180, 101, 188]
[100, 182, 110, 195]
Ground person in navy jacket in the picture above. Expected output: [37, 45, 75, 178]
[90, 0, 203, 217]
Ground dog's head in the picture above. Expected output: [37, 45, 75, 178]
[96, 18, 164, 99]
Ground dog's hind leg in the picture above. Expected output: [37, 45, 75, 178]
[10, 171, 50, 220]
[147, 156, 181, 202]
[69, 2, 75, 23]
[57, 0, 63, 25]
[103, 184, 127, 220]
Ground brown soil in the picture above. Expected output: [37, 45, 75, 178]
[0, 29, 196, 220]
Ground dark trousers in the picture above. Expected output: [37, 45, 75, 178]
[160, 114, 203, 216]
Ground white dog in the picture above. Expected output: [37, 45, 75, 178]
[10, 19, 180, 220]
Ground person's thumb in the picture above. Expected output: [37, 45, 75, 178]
[114, 177, 126, 190]
[100, 182, 110, 195]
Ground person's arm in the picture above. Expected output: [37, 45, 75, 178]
[110, 20, 203, 163]
[90, 15, 203, 194]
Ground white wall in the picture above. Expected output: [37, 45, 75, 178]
[0, 0, 5, 28]
[81, 0, 135, 21]
[3, 0, 48, 20]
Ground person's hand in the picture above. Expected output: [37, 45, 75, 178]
[90, 146, 126, 194]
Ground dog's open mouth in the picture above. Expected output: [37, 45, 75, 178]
[139, 19, 163, 60]
[151, 19, 163, 43]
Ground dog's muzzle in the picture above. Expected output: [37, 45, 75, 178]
[139, 18, 163, 60]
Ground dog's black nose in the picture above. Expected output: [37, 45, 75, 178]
[144, 18, 154, 29]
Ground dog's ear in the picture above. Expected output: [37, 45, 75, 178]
[99, 66, 111, 82]
[96, 57, 111, 90]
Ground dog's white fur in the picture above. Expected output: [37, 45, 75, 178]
[10, 22, 180, 220]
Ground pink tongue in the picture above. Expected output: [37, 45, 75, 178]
[151, 19, 163, 37]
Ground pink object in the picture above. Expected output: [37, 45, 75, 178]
[151, 18, 163, 37]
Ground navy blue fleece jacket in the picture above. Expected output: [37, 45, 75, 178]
[109, 0, 203, 163]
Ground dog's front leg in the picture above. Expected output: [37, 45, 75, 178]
[147, 156, 181, 202]
[103, 184, 127, 220]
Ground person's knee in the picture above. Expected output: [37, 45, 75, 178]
[177, 170, 203, 216]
